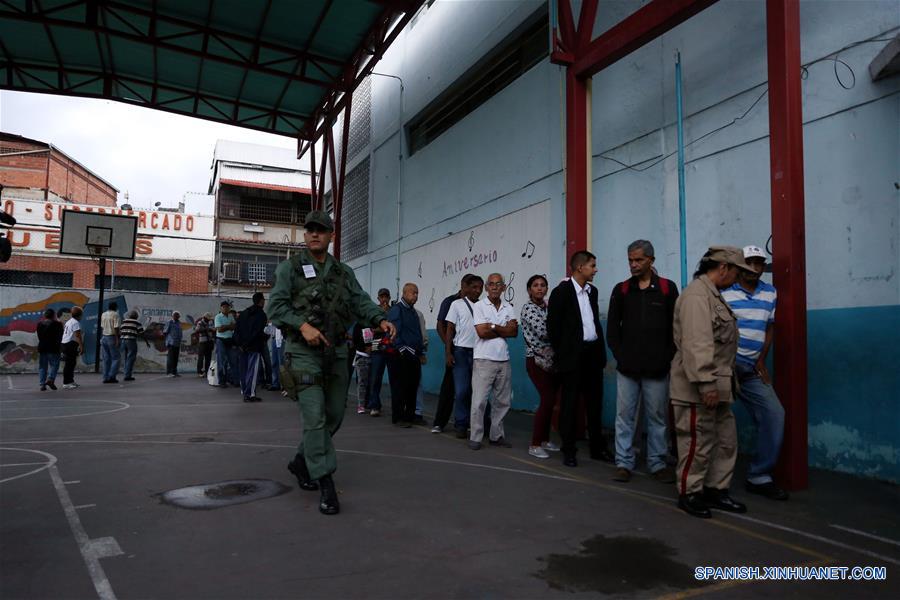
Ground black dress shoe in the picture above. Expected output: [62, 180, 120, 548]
[287, 457, 319, 491]
[746, 481, 789, 501]
[590, 448, 614, 463]
[679, 493, 712, 518]
[318, 475, 340, 515]
[563, 455, 578, 467]
[703, 487, 747, 513]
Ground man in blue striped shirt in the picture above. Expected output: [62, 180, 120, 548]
[722, 245, 788, 501]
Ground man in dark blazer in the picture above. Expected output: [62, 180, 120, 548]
[547, 250, 614, 467]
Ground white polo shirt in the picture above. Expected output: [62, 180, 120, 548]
[472, 297, 516, 361]
[62, 317, 81, 344]
[445, 297, 478, 349]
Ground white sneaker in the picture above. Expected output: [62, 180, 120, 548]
[167, 374, 176, 378]
[529, 446, 550, 459]
[431, 426, 442, 434]
[63, 383, 78, 389]
[541, 441, 560, 452]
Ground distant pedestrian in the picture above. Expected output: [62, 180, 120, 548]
[234, 293, 268, 402]
[265, 321, 284, 391]
[469, 273, 517, 450]
[366, 288, 392, 416]
[352, 322, 373, 414]
[607, 240, 679, 484]
[61, 306, 84, 389]
[215, 301, 238, 387]
[193, 312, 214, 377]
[386, 284, 424, 427]
[120, 310, 146, 381]
[100, 301, 121, 383]
[163, 311, 183, 377]
[36, 308, 63, 391]
[444, 275, 484, 438]
[431, 277, 465, 433]
[671, 246, 752, 519]
[413, 306, 429, 425]
[547, 250, 613, 467]
[521, 275, 560, 459]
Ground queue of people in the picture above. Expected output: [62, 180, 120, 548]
[31, 226, 787, 520]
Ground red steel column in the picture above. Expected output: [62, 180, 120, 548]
[766, 0, 808, 490]
[565, 69, 590, 261]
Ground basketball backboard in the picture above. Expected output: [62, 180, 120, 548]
[60, 210, 138, 260]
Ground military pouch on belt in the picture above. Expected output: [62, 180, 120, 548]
[280, 354, 297, 399]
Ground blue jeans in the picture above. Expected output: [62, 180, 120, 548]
[614, 373, 669, 473]
[216, 338, 239, 385]
[121, 339, 138, 378]
[735, 361, 785, 484]
[270, 342, 283, 388]
[367, 351, 388, 410]
[100, 335, 119, 380]
[452, 346, 474, 431]
[39, 352, 60, 385]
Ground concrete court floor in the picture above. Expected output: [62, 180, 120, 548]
[0, 372, 897, 600]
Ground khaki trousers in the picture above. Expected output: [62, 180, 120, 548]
[673, 400, 737, 495]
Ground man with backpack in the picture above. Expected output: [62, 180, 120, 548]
[607, 240, 679, 484]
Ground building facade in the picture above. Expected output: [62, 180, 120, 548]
[209, 140, 312, 292]
[0, 132, 213, 293]
[334, 1, 900, 481]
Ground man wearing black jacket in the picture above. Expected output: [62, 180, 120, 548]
[607, 240, 679, 483]
[547, 250, 613, 467]
[234, 292, 268, 403]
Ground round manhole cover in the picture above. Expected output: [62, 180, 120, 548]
[159, 479, 290, 510]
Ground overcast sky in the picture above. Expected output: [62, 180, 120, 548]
[0, 90, 297, 213]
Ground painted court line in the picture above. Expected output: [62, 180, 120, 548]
[0, 448, 56, 484]
[48, 462, 118, 600]
[63, 480, 81, 485]
[0, 462, 50, 467]
[74, 504, 97, 510]
[828, 524, 900, 548]
[6, 376, 12, 390]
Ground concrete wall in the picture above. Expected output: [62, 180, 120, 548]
[344, 0, 900, 481]
[0, 285, 258, 375]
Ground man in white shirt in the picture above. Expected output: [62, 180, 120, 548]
[100, 301, 121, 383]
[61, 306, 84, 389]
[469, 273, 518, 450]
[443, 274, 484, 437]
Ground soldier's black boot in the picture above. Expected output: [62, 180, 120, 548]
[678, 493, 712, 518]
[287, 456, 318, 491]
[318, 475, 340, 515]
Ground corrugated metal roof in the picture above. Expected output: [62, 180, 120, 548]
[213, 140, 308, 171]
[219, 165, 311, 193]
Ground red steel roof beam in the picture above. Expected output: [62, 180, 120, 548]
[572, 0, 720, 79]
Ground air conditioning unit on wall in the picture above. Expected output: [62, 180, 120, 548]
[222, 262, 241, 282]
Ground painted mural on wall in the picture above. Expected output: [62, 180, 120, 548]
[0, 286, 249, 373]
[399, 200, 551, 329]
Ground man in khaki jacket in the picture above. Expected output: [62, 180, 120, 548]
[670, 246, 753, 519]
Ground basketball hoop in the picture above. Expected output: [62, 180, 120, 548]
[87, 243, 108, 266]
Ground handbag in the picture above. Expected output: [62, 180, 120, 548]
[534, 345, 555, 372]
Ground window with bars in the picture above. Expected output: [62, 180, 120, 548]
[220, 252, 284, 286]
[406, 13, 548, 155]
[218, 185, 312, 225]
[340, 158, 369, 262]
[1, 270, 73, 287]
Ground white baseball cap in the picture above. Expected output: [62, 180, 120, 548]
[743, 245, 766, 260]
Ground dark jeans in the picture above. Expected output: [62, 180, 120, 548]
[367, 351, 388, 410]
[452, 346, 474, 431]
[559, 341, 605, 458]
[432, 359, 456, 428]
[62, 341, 78, 384]
[216, 338, 239, 385]
[259, 343, 272, 385]
[196, 341, 212, 375]
[387, 352, 421, 424]
[122, 339, 138, 378]
[166, 345, 181, 375]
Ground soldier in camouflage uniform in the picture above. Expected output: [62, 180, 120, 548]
[268, 211, 396, 515]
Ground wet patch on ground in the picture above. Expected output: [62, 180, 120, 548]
[159, 479, 290, 510]
[535, 534, 703, 595]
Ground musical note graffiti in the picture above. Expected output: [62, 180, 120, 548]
[521, 240, 535, 259]
[504, 271, 516, 305]
[467, 231, 475, 252]
[428, 288, 436, 313]
[418, 261, 423, 278]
